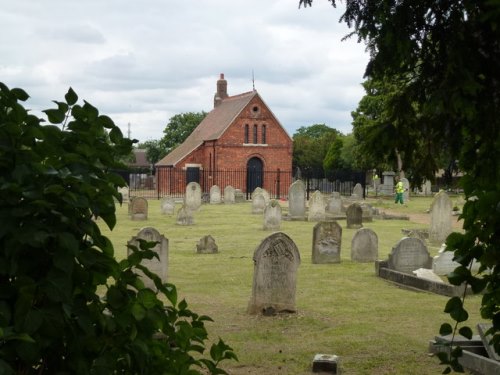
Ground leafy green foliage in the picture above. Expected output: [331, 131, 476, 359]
[0, 83, 236, 374]
[138, 139, 167, 165]
[159, 111, 207, 154]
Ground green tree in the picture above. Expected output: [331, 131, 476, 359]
[301, 1, 500, 371]
[160, 111, 207, 154]
[292, 123, 340, 173]
[138, 140, 167, 165]
[0, 83, 236, 374]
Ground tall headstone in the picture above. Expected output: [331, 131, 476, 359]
[252, 187, 270, 205]
[209, 185, 221, 204]
[288, 180, 306, 220]
[160, 197, 176, 215]
[252, 193, 266, 214]
[312, 221, 342, 264]
[263, 200, 282, 231]
[196, 235, 218, 254]
[130, 197, 148, 221]
[176, 204, 194, 225]
[387, 237, 432, 274]
[401, 177, 410, 202]
[429, 191, 453, 243]
[326, 192, 343, 215]
[421, 180, 432, 196]
[224, 185, 235, 204]
[346, 203, 363, 229]
[308, 190, 326, 222]
[379, 171, 396, 196]
[351, 228, 378, 262]
[127, 227, 168, 290]
[351, 183, 364, 200]
[185, 182, 202, 211]
[247, 232, 301, 314]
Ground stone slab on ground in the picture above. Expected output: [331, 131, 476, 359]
[312, 354, 339, 374]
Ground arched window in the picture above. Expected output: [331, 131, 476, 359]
[262, 124, 266, 144]
[244, 124, 249, 143]
[253, 124, 258, 144]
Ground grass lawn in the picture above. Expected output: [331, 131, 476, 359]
[99, 195, 484, 374]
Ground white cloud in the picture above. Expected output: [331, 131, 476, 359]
[0, 0, 369, 143]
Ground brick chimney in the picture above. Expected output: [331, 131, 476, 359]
[213, 73, 228, 108]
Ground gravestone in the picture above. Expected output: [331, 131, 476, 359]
[308, 190, 326, 222]
[176, 204, 194, 225]
[185, 182, 202, 211]
[130, 197, 148, 221]
[387, 237, 432, 274]
[118, 186, 129, 203]
[234, 188, 245, 203]
[263, 200, 282, 231]
[312, 221, 342, 264]
[247, 232, 301, 315]
[351, 228, 378, 262]
[379, 171, 396, 196]
[326, 194, 343, 215]
[251, 193, 266, 214]
[160, 197, 176, 215]
[432, 244, 480, 276]
[421, 180, 432, 196]
[429, 191, 453, 243]
[210, 185, 221, 204]
[401, 177, 410, 202]
[224, 185, 235, 204]
[127, 227, 168, 290]
[196, 235, 218, 254]
[351, 183, 364, 200]
[288, 180, 306, 220]
[346, 203, 363, 229]
[252, 187, 270, 205]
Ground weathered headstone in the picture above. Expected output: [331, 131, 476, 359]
[185, 182, 202, 211]
[234, 188, 245, 203]
[346, 203, 363, 229]
[176, 204, 194, 225]
[429, 191, 453, 243]
[379, 171, 396, 196]
[421, 180, 432, 196]
[351, 183, 364, 200]
[252, 193, 266, 214]
[312, 221, 342, 264]
[196, 235, 218, 254]
[127, 227, 168, 290]
[160, 196, 176, 215]
[387, 237, 432, 274]
[118, 186, 130, 203]
[351, 228, 378, 262]
[247, 232, 301, 315]
[130, 197, 148, 221]
[326, 193, 343, 215]
[224, 185, 235, 204]
[263, 200, 282, 231]
[308, 190, 326, 222]
[209, 185, 221, 204]
[432, 244, 480, 276]
[252, 187, 270, 205]
[288, 180, 306, 220]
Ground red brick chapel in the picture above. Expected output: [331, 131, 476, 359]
[155, 73, 293, 197]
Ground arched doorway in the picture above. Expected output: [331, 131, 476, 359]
[246, 157, 263, 195]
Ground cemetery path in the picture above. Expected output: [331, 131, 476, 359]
[381, 208, 464, 230]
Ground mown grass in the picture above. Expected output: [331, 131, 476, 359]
[99, 195, 483, 374]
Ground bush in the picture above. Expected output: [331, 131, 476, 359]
[0, 83, 236, 374]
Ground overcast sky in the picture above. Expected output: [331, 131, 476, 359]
[1, 0, 369, 143]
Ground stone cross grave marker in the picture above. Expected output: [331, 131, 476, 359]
[185, 182, 202, 211]
[288, 180, 306, 220]
[351, 227, 378, 262]
[247, 232, 301, 315]
[346, 203, 363, 229]
[312, 221, 342, 264]
[263, 200, 282, 231]
[387, 237, 432, 274]
[210, 185, 221, 204]
[130, 197, 148, 221]
[429, 191, 453, 243]
[160, 197, 176, 215]
[127, 227, 168, 290]
[308, 190, 326, 222]
[224, 185, 235, 204]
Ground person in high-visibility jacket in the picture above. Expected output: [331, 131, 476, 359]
[394, 176, 405, 204]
